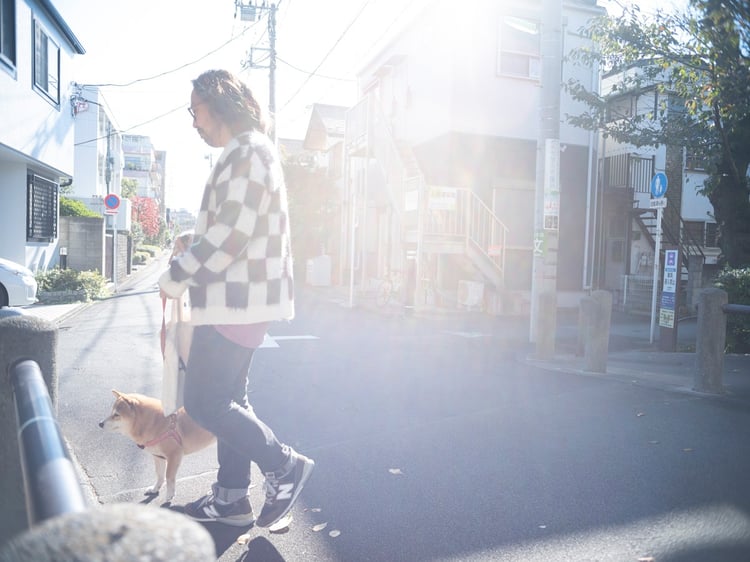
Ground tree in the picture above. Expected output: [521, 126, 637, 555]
[121, 178, 138, 199]
[130, 196, 160, 239]
[566, 0, 750, 267]
[283, 160, 339, 280]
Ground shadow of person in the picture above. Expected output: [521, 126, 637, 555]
[238, 536, 285, 562]
[166, 504, 254, 558]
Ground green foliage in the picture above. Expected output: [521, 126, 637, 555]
[132, 251, 150, 265]
[121, 178, 138, 199]
[60, 197, 100, 218]
[566, 1, 750, 267]
[35, 268, 110, 302]
[713, 267, 750, 353]
[138, 244, 161, 257]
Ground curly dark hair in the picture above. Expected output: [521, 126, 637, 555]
[192, 69, 268, 134]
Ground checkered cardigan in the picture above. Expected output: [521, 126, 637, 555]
[159, 130, 294, 325]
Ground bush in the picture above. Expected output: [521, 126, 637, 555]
[36, 268, 110, 302]
[132, 251, 150, 265]
[60, 197, 101, 218]
[713, 267, 750, 353]
[139, 244, 161, 257]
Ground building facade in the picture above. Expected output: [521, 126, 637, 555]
[0, 0, 84, 270]
[341, 0, 604, 312]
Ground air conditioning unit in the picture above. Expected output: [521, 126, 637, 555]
[457, 280, 484, 309]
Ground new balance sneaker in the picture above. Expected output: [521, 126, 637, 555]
[256, 450, 315, 528]
[183, 485, 256, 527]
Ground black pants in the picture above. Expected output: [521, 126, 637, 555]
[184, 325, 287, 489]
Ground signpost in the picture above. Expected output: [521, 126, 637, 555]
[104, 193, 121, 290]
[649, 173, 668, 344]
[658, 249, 680, 350]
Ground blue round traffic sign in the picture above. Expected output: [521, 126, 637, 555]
[104, 193, 121, 210]
[650, 172, 668, 198]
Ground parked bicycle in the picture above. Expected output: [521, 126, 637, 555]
[376, 270, 402, 307]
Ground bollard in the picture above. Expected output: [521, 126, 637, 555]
[0, 314, 57, 545]
[535, 291, 557, 360]
[582, 290, 612, 373]
[694, 288, 727, 394]
[0, 503, 215, 561]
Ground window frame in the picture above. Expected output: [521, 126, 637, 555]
[26, 173, 59, 243]
[32, 18, 60, 106]
[0, 0, 16, 74]
[497, 14, 541, 81]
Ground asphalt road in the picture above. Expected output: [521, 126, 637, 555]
[55, 262, 750, 561]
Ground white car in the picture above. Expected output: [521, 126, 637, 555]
[0, 258, 38, 307]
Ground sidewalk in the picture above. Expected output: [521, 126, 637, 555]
[19, 282, 750, 407]
[306, 284, 750, 407]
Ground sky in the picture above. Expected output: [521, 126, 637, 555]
[54, 0, 688, 212]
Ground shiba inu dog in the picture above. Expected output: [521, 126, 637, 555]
[99, 390, 215, 502]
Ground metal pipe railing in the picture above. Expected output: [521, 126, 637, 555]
[10, 358, 87, 526]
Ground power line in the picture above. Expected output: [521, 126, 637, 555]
[279, 0, 374, 111]
[74, 103, 187, 146]
[82, 25, 257, 88]
[276, 56, 353, 81]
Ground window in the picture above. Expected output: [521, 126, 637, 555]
[27, 173, 58, 242]
[497, 15, 540, 80]
[683, 220, 719, 247]
[706, 222, 718, 247]
[606, 94, 637, 123]
[0, 0, 15, 72]
[33, 19, 60, 104]
[685, 147, 709, 171]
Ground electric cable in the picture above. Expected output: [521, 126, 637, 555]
[279, 0, 374, 111]
[82, 24, 258, 88]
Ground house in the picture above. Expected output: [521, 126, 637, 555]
[596, 66, 719, 316]
[341, 0, 604, 313]
[67, 84, 132, 280]
[0, 0, 85, 271]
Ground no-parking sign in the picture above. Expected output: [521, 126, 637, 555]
[104, 193, 120, 215]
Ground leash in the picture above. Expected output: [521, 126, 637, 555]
[138, 413, 183, 449]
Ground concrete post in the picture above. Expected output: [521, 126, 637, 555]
[0, 312, 57, 545]
[694, 288, 727, 394]
[535, 291, 557, 360]
[0, 503, 215, 561]
[582, 290, 612, 373]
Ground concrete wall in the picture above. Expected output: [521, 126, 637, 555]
[58, 217, 105, 274]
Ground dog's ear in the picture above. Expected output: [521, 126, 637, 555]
[112, 389, 123, 398]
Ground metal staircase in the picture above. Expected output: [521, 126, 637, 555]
[345, 94, 509, 295]
[634, 203, 705, 272]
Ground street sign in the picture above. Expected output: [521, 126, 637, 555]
[650, 172, 668, 198]
[104, 193, 121, 211]
[650, 197, 667, 209]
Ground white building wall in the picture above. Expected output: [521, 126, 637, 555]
[358, 0, 603, 147]
[0, 166, 29, 265]
[682, 171, 712, 220]
[0, 1, 78, 174]
[0, 0, 85, 272]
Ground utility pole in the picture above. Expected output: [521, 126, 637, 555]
[105, 121, 118, 293]
[236, 1, 278, 144]
[530, 0, 563, 349]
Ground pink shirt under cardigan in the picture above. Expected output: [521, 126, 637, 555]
[215, 322, 270, 349]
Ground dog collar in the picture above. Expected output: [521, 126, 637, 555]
[138, 413, 183, 449]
